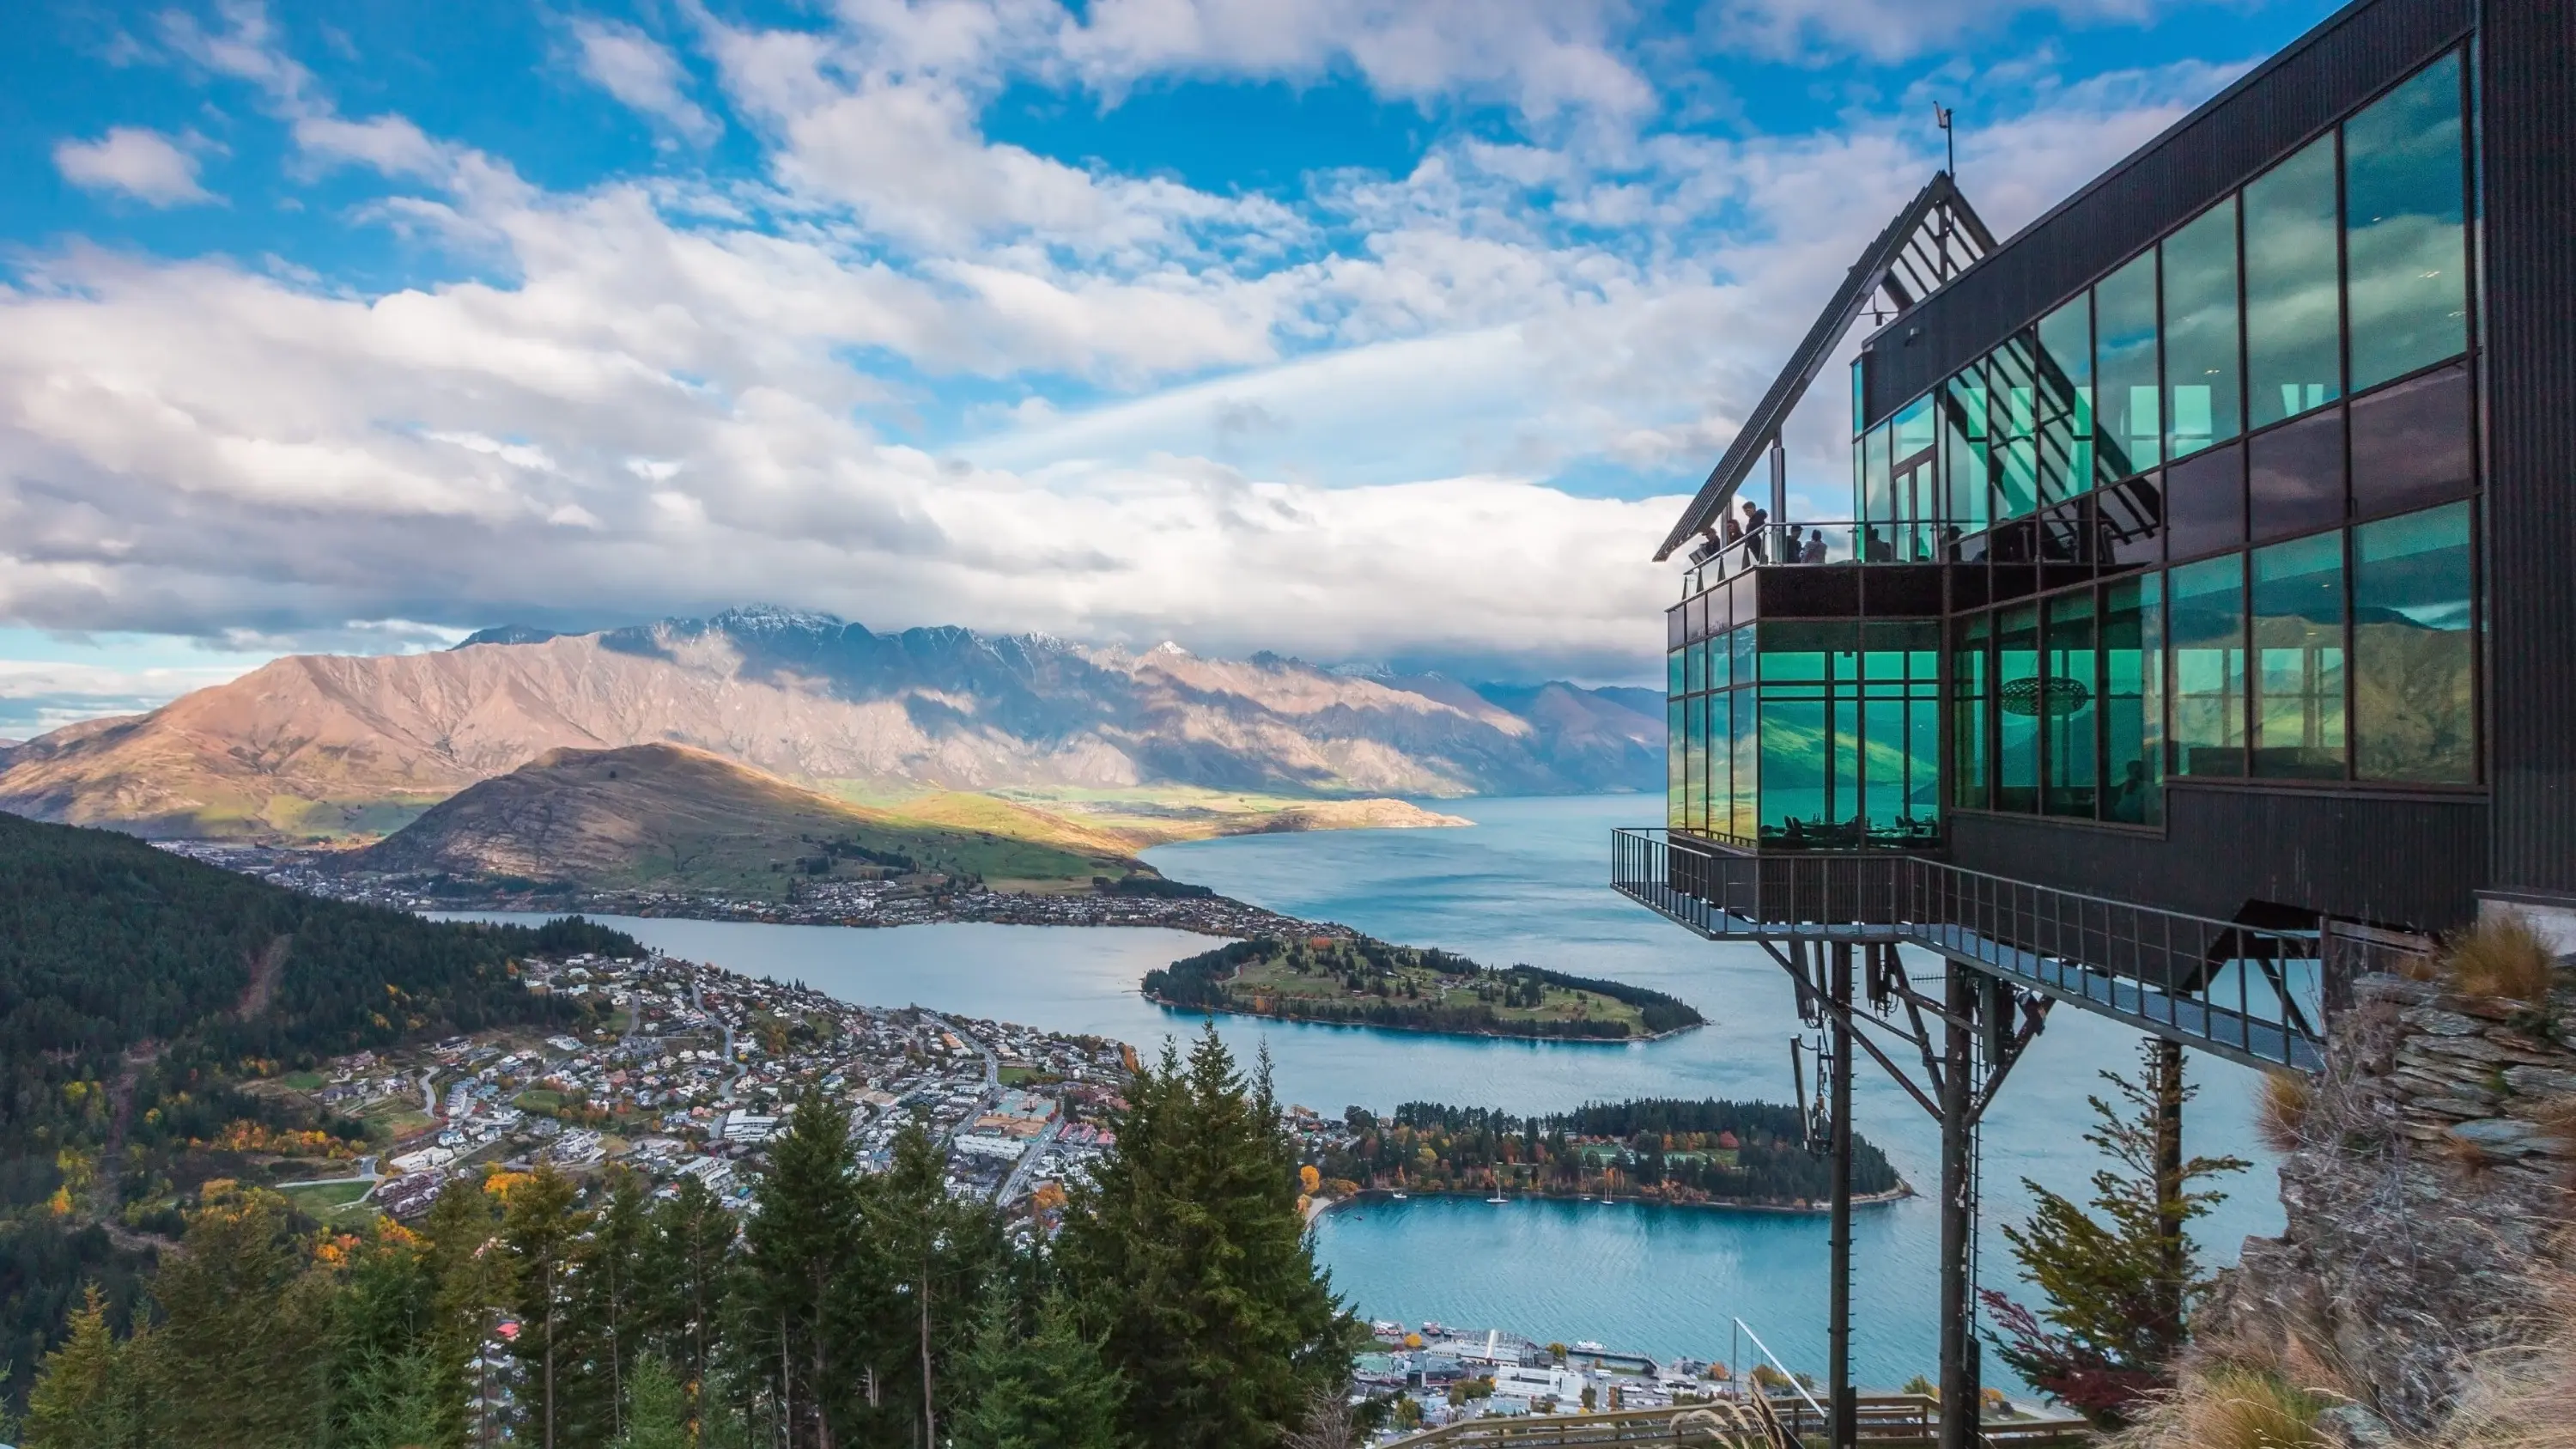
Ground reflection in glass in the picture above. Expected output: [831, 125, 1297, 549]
[1989, 346, 2041, 521]
[1667, 697, 1686, 828]
[2097, 253, 2160, 477]
[2251, 532, 2348, 779]
[2044, 591, 2100, 817]
[2245, 135, 2342, 427]
[2036, 293, 2094, 501]
[2248, 407, 2346, 542]
[2164, 443, 2245, 562]
[1706, 634, 1731, 691]
[1953, 613, 1990, 810]
[1710, 691, 1732, 837]
[1685, 636, 1705, 694]
[2345, 52, 2468, 392]
[2350, 362, 2473, 519]
[1862, 424, 1893, 525]
[1686, 693, 1708, 829]
[1730, 685, 1759, 839]
[1997, 604, 2041, 811]
[2163, 198, 2242, 458]
[1760, 699, 1829, 843]
[2170, 554, 2248, 776]
[2104, 576, 2164, 825]
[2354, 502, 2475, 782]
[1944, 373, 1991, 533]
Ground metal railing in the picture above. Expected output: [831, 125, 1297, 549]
[1678, 519, 1977, 596]
[1612, 828, 2329, 1072]
[1382, 1394, 2089, 1448]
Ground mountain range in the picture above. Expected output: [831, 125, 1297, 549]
[0, 607, 1661, 841]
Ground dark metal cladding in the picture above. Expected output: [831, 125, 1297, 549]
[2479, 0, 2576, 906]
[1947, 789, 2488, 934]
[1862, 0, 2475, 424]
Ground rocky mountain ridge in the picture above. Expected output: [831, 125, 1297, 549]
[0, 607, 1661, 839]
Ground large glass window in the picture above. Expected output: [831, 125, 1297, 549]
[1686, 694, 1709, 829]
[2163, 198, 2242, 459]
[1760, 700, 1829, 843]
[2096, 253, 2161, 478]
[1953, 613, 1990, 809]
[2244, 135, 2342, 428]
[2251, 532, 2348, 779]
[1709, 691, 1733, 837]
[2164, 442, 2245, 562]
[1996, 604, 2041, 811]
[1943, 372, 1991, 533]
[1861, 423, 1893, 525]
[1729, 685, 1759, 839]
[2353, 502, 2475, 782]
[2345, 52, 2468, 392]
[2104, 576, 2164, 825]
[1667, 697, 1686, 828]
[2044, 591, 2100, 817]
[2248, 407, 2345, 543]
[2170, 554, 2248, 776]
[2036, 294, 2094, 502]
[1989, 345, 2041, 521]
[2349, 362, 2472, 519]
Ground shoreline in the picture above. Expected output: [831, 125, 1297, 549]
[1312, 1183, 1916, 1220]
[1143, 990, 1702, 1045]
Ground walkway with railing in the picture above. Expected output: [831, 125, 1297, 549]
[1611, 828, 2327, 1072]
[1381, 1394, 2091, 1448]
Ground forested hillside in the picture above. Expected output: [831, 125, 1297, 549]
[1145, 935, 1704, 1040]
[0, 810, 628, 1410]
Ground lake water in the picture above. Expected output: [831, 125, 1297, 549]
[447, 794, 2283, 1391]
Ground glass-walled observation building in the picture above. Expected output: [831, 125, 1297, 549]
[1656, 0, 2574, 941]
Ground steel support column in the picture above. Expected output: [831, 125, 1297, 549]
[1828, 941, 1856, 1449]
[1938, 963, 1978, 1449]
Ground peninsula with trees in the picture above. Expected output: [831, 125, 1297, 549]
[1142, 935, 1705, 1042]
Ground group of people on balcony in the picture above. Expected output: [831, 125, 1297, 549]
[1687, 498, 1832, 574]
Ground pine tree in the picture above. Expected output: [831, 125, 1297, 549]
[422, 1177, 513, 1447]
[850, 1117, 1005, 1449]
[1057, 1027, 1364, 1449]
[640, 1174, 736, 1439]
[1982, 1040, 2249, 1424]
[736, 1091, 864, 1447]
[586, 1169, 655, 1444]
[502, 1165, 594, 1449]
[150, 1184, 334, 1449]
[949, 1284, 1127, 1449]
[23, 1284, 147, 1449]
[613, 1357, 692, 1449]
[328, 1221, 440, 1446]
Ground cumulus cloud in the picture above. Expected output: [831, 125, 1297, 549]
[571, 17, 722, 144]
[1705, 0, 2231, 64]
[4, 0, 2251, 697]
[52, 127, 216, 207]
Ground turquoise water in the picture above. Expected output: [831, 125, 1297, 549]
[447, 794, 2283, 1390]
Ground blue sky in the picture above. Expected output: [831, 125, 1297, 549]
[0, 0, 2339, 734]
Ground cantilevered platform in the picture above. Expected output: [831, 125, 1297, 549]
[1612, 829, 2327, 1073]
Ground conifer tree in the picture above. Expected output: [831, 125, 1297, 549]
[22, 1284, 149, 1449]
[1982, 1041, 2248, 1425]
[327, 1221, 440, 1446]
[149, 1184, 334, 1449]
[422, 1177, 513, 1446]
[641, 1173, 736, 1437]
[502, 1165, 593, 1449]
[736, 1091, 864, 1447]
[613, 1357, 691, 1449]
[580, 1168, 655, 1442]
[949, 1283, 1127, 1449]
[1057, 1027, 1363, 1449]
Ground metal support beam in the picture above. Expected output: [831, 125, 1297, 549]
[1828, 942, 1856, 1449]
[1937, 964, 1977, 1449]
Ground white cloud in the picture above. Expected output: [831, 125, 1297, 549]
[571, 18, 722, 145]
[53, 128, 216, 207]
[1705, 0, 2235, 64]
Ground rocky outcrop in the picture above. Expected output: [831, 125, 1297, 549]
[2201, 971, 2576, 1439]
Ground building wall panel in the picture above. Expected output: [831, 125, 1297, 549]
[1947, 788, 2487, 932]
[2479, 0, 2576, 904]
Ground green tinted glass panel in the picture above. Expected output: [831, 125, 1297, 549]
[1729, 687, 1760, 839]
[1989, 348, 2041, 521]
[1906, 697, 1941, 834]
[1668, 650, 1684, 698]
[1667, 697, 1686, 827]
[1834, 697, 1861, 835]
[1953, 613, 1990, 809]
[2103, 575, 2165, 825]
[2044, 591, 2099, 818]
[1996, 604, 2040, 812]
[2251, 532, 2348, 779]
[1685, 638, 1705, 694]
[2170, 554, 2248, 776]
[1894, 393, 1937, 461]
[1760, 700, 1829, 843]
[1707, 636, 1731, 691]
[2346, 53, 2468, 392]
[1732, 625, 1757, 686]
[1709, 691, 1733, 837]
[2036, 293, 2094, 501]
[1863, 424, 1893, 524]
[1686, 695, 1708, 830]
[1944, 374, 1991, 531]
[2097, 254, 2160, 477]
[2353, 502, 2474, 782]
[2245, 135, 2342, 427]
[2163, 198, 2241, 459]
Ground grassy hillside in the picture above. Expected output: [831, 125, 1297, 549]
[355, 743, 1145, 898]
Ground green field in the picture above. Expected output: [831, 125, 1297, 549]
[281, 1179, 374, 1217]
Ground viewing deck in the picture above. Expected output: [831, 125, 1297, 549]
[1382, 1393, 2088, 1448]
[1612, 828, 2330, 1072]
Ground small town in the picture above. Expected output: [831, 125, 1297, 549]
[161, 838, 1346, 938]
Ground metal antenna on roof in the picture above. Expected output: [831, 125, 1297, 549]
[1934, 103, 1955, 178]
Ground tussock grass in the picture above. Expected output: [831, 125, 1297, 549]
[2448, 1266, 2576, 1449]
[2443, 913, 2561, 1004]
[2256, 1071, 2314, 1154]
[2111, 1366, 2330, 1449]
